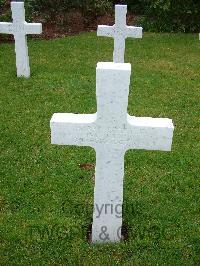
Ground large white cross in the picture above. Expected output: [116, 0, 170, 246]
[50, 62, 174, 243]
[0, 2, 42, 77]
[98, 5, 143, 63]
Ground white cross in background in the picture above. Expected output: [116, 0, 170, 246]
[97, 5, 143, 63]
[0, 2, 42, 77]
[50, 62, 174, 243]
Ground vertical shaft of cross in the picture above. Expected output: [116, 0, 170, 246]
[96, 62, 131, 128]
[92, 145, 125, 242]
[14, 33, 30, 77]
[12, 2, 25, 23]
[11, 2, 30, 77]
[113, 5, 127, 63]
[115, 5, 127, 27]
[92, 63, 131, 242]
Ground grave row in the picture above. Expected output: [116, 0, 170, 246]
[0, 3, 142, 76]
[0, 2, 174, 243]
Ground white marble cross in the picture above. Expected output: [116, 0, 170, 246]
[50, 62, 174, 243]
[0, 2, 42, 77]
[98, 5, 143, 63]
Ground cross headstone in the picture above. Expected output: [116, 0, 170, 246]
[50, 62, 174, 243]
[0, 2, 42, 77]
[97, 5, 143, 63]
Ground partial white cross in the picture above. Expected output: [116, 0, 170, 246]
[98, 5, 143, 63]
[50, 62, 174, 243]
[0, 2, 42, 77]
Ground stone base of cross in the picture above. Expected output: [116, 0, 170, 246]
[50, 62, 174, 243]
[0, 2, 42, 77]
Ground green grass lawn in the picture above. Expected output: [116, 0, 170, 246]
[0, 32, 200, 265]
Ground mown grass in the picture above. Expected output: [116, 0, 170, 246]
[0, 32, 200, 265]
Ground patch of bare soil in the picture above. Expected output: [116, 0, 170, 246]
[0, 10, 138, 43]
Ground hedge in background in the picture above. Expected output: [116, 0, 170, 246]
[25, 0, 200, 32]
[0, 0, 200, 32]
[25, 0, 112, 22]
[140, 0, 200, 32]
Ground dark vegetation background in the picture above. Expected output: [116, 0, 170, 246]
[0, 0, 199, 36]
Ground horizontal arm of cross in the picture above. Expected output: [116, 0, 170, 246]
[127, 115, 174, 151]
[97, 25, 114, 38]
[126, 26, 143, 38]
[25, 23, 42, 35]
[0, 22, 13, 34]
[51, 113, 97, 147]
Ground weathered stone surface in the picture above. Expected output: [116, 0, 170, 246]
[97, 5, 143, 63]
[50, 62, 174, 243]
[0, 2, 42, 77]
